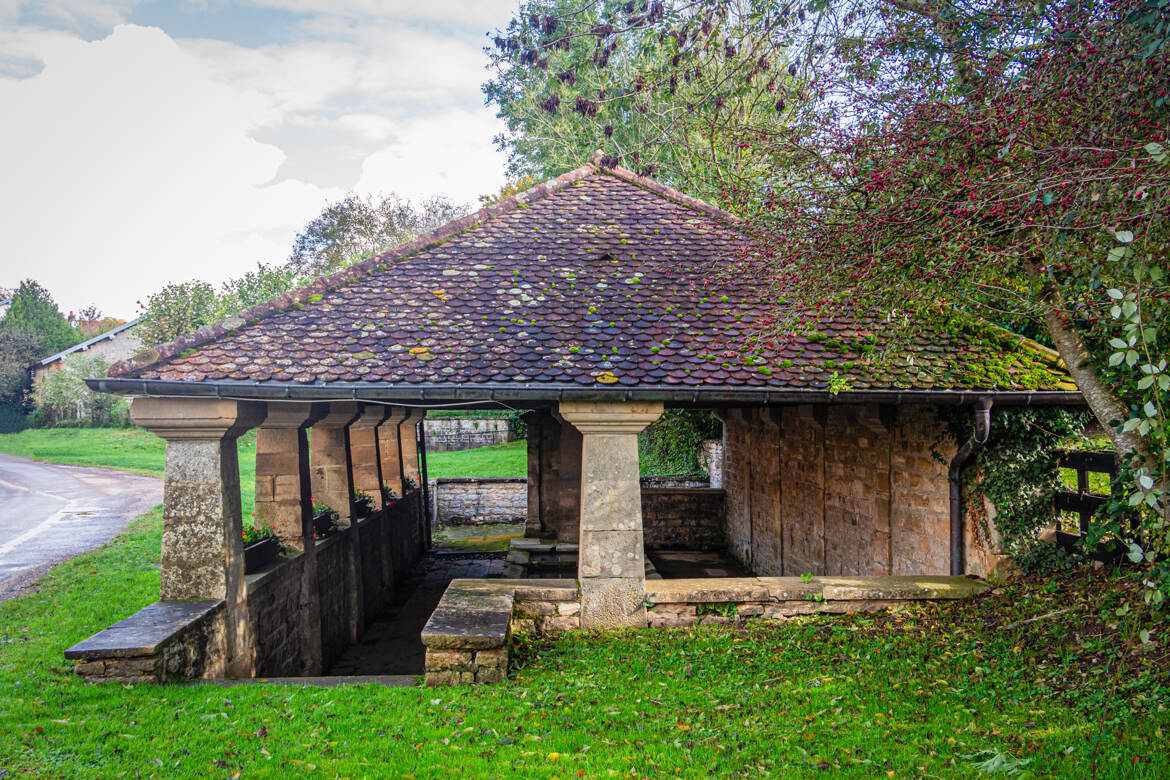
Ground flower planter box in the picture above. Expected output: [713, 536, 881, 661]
[244, 537, 278, 573]
[313, 513, 337, 538]
[353, 503, 374, 520]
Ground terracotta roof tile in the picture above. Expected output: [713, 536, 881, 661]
[118, 166, 1073, 394]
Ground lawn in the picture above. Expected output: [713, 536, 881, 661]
[425, 439, 526, 478]
[0, 511, 1166, 777]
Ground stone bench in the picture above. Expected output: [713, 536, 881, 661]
[421, 578, 579, 686]
[65, 600, 226, 683]
[644, 575, 989, 627]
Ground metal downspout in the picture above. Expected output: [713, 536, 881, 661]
[949, 397, 993, 575]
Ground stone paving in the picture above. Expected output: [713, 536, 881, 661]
[325, 553, 505, 677]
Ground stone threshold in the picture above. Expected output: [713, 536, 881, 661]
[193, 675, 419, 688]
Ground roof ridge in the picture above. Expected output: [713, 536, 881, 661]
[110, 161, 601, 379]
[598, 164, 742, 224]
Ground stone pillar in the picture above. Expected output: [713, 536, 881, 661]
[309, 402, 360, 520]
[309, 402, 364, 641]
[550, 410, 583, 542]
[399, 409, 426, 489]
[523, 411, 545, 538]
[349, 404, 389, 509]
[558, 400, 663, 628]
[378, 407, 408, 499]
[130, 397, 265, 677]
[253, 401, 325, 675]
[254, 403, 323, 551]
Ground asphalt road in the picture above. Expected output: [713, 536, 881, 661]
[0, 452, 162, 600]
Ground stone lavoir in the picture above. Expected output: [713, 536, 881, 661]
[72, 157, 1085, 684]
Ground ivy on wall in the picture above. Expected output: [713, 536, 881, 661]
[942, 407, 1093, 572]
[638, 409, 722, 476]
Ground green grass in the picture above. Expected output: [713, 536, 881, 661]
[0, 512, 1165, 777]
[425, 439, 526, 478]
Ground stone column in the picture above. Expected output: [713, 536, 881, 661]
[309, 402, 360, 520]
[377, 407, 408, 499]
[399, 409, 426, 489]
[131, 396, 265, 677]
[254, 403, 323, 550]
[253, 401, 325, 675]
[310, 402, 364, 641]
[558, 400, 663, 628]
[522, 411, 545, 538]
[349, 404, 389, 509]
[553, 412, 584, 543]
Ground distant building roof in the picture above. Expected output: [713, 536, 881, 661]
[101, 162, 1079, 405]
[39, 319, 141, 367]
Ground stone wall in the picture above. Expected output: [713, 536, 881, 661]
[641, 488, 726, 550]
[722, 404, 965, 577]
[430, 477, 527, 526]
[69, 491, 428, 682]
[423, 418, 514, 452]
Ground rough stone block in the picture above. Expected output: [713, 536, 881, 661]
[556, 601, 581, 617]
[540, 616, 581, 632]
[426, 650, 474, 671]
[425, 670, 459, 687]
[475, 648, 508, 668]
[476, 667, 506, 684]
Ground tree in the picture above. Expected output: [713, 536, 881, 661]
[288, 193, 471, 278]
[0, 279, 80, 356]
[484, 0, 801, 202]
[0, 328, 43, 408]
[136, 280, 218, 348]
[498, 0, 1169, 581]
[32, 355, 128, 428]
[215, 262, 299, 319]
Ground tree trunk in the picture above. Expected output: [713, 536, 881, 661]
[1033, 274, 1148, 465]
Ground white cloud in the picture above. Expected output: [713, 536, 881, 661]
[0, 3, 514, 317]
[0, 24, 339, 315]
[355, 108, 506, 205]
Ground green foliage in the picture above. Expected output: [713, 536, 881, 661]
[31, 355, 129, 428]
[0, 279, 80, 355]
[946, 407, 1092, 560]
[288, 192, 470, 278]
[214, 262, 299, 318]
[241, 522, 277, 546]
[1013, 540, 1084, 576]
[0, 404, 28, 433]
[0, 327, 43, 408]
[638, 409, 721, 475]
[136, 279, 217, 347]
[484, 0, 797, 203]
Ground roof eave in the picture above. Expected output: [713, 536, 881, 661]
[84, 377, 1086, 408]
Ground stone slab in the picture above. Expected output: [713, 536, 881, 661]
[65, 600, 224, 659]
[645, 576, 988, 604]
[421, 581, 515, 650]
[818, 575, 990, 600]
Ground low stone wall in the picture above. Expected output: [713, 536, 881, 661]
[423, 418, 514, 452]
[642, 488, 725, 550]
[68, 491, 428, 682]
[644, 575, 988, 628]
[431, 477, 527, 526]
[421, 574, 986, 686]
[64, 600, 227, 684]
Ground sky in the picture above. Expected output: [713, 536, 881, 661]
[0, 0, 518, 317]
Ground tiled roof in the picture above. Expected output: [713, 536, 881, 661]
[112, 163, 1075, 395]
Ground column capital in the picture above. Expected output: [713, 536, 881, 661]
[259, 401, 326, 430]
[558, 401, 663, 435]
[349, 403, 390, 430]
[314, 401, 361, 428]
[401, 408, 427, 426]
[379, 406, 409, 427]
[131, 397, 265, 441]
